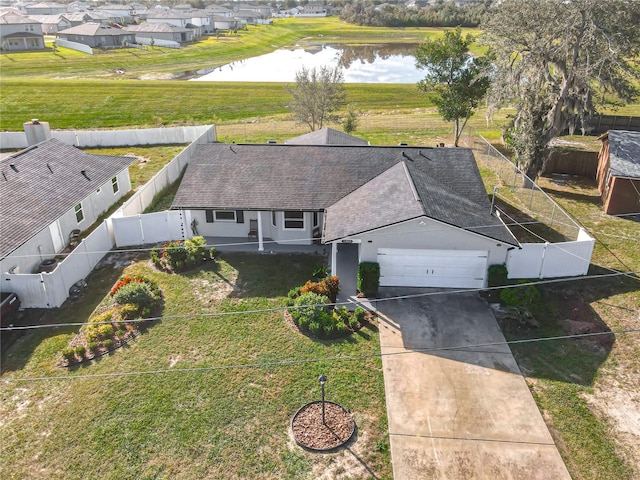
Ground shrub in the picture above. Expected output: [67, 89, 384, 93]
[113, 281, 157, 311]
[61, 347, 76, 363]
[354, 306, 366, 323]
[97, 323, 114, 339]
[312, 264, 329, 278]
[164, 240, 188, 269]
[336, 306, 350, 323]
[150, 247, 161, 267]
[89, 342, 99, 353]
[322, 276, 340, 303]
[110, 275, 145, 297]
[499, 283, 541, 308]
[185, 235, 207, 264]
[86, 326, 100, 343]
[118, 303, 139, 320]
[89, 309, 114, 324]
[75, 345, 86, 358]
[115, 329, 125, 338]
[209, 246, 217, 259]
[103, 339, 113, 350]
[488, 264, 509, 287]
[288, 286, 302, 300]
[308, 321, 322, 336]
[358, 262, 380, 297]
[299, 276, 340, 303]
[289, 292, 330, 331]
[349, 314, 359, 330]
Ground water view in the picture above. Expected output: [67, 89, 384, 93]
[191, 44, 422, 83]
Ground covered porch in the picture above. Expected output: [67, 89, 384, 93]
[204, 236, 327, 255]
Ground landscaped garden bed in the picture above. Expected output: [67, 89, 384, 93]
[285, 275, 373, 339]
[58, 274, 162, 366]
[150, 235, 215, 272]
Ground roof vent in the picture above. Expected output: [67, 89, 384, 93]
[398, 142, 408, 146]
[401, 151, 413, 161]
[47, 163, 53, 173]
[10, 164, 18, 172]
[267, 140, 277, 144]
[81, 170, 91, 181]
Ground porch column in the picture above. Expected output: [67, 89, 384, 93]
[330, 242, 337, 275]
[257, 211, 264, 252]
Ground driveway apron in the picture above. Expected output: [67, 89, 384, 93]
[377, 290, 571, 480]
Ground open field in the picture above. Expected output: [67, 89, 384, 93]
[1, 253, 391, 480]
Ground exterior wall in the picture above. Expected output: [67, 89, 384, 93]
[0, 22, 45, 50]
[596, 137, 610, 195]
[348, 217, 511, 266]
[0, 168, 131, 275]
[0, 227, 55, 275]
[187, 210, 321, 245]
[604, 177, 640, 215]
[57, 32, 135, 47]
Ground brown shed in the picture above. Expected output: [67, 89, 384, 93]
[596, 130, 640, 215]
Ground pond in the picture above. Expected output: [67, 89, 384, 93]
[190, 44, 423, 83]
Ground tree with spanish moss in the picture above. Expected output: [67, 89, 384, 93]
[482, 0, 640, 180]
[287, 65, 347, 132]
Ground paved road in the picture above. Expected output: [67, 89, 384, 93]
[377, 290, 571, 480]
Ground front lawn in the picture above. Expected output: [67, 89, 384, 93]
[0, 252, 390, 479]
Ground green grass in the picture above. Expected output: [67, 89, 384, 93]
[1, 253, 391, 479]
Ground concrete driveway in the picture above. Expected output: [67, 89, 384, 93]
[376, 290, 571, 480]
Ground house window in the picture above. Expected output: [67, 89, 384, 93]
[214, 210, 236, 222]
[271, 211, 277, 227]
[74, 203, 84, 223]
[283, 211, 304, 229]
[111, 176, 119, 194]
[313, 212, 319, 228]
[205, 210, 214, 223]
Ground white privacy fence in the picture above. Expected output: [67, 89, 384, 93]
[506, 229, 595, 279]
[2, 127, 214, 308]
[0, 124, 215, 150]
[461, 127, 595, 279]
[1, 222, 114, 308]
[112, 211, 187, 247]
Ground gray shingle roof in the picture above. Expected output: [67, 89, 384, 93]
[608, 130, 640, 179]
[286, 127, 370, 145]
[172, 143, 517, 245]
[0, 138, 135, 258]
[124, 22, 190, 33]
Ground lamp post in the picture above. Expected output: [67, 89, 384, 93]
[318, 374, 327, 425]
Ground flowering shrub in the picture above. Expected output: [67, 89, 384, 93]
[110, 275, 145, 296]
[299, 276, 340, 303]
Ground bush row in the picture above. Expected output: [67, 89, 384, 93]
[151, 236, 215, 272]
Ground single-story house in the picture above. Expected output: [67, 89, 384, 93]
[27, 13, 71, 34]
[0, 123, 136, 275]
[171, 132, 519, 290]
[145, 10, 204, 35]
[64, 12, 115, 27]
[56, 22, 136, 47]
[0, 12, 45, 50]
[24, 2, 67, 15]
[285, 127, 370, 146]
[596, 130, 640, 215]
[124, 22, 193, 43]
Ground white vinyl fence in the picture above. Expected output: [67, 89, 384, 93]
[2, 127, 214, 308]
[112, 211, 186, 247]
[506, 228, 595, 279]
[1, 222, 113, 308]
[54, 38, 93, 54]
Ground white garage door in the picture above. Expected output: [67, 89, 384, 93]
[377, 248, 488, 288]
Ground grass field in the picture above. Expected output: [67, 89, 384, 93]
[1, 253, 391, 479]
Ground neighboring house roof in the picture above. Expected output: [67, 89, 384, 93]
[28, 13, 68, 23]
[125, 22, 190, 33]
[57, 22, 130, 36]
[0, 13, 40, 24]
[0, 138, 135, 259]
[607, 130, 640, 179]
[172, 143, 517, 245]
[286, 127, 370, 146]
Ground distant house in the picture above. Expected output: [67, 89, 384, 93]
[299, 3, 328, 16]
[596, 130, 640, 215]
[205, 4, 234, 17]
[64, 11, 114, 27]
[145, 10, 205, 35]
[125, 21, 193, 43]
[171, 132, 519, 290]
[95, 3, 135, 24]
[24, 2, 67, 15]
[0, 122, 135, 275]
[57, 22, 136, 48]
[27, 13, 71, 34]
[0, 12, 45, 50]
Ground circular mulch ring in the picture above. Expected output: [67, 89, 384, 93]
[291, 401, 356, 452]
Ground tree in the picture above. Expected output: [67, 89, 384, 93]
[287, 65, 347, 131]
[414, 27, 492, 146]
[342, 105, 359, 134]
[483, 0, 640, 180]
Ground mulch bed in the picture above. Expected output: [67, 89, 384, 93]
[291, 401, 356, 451]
